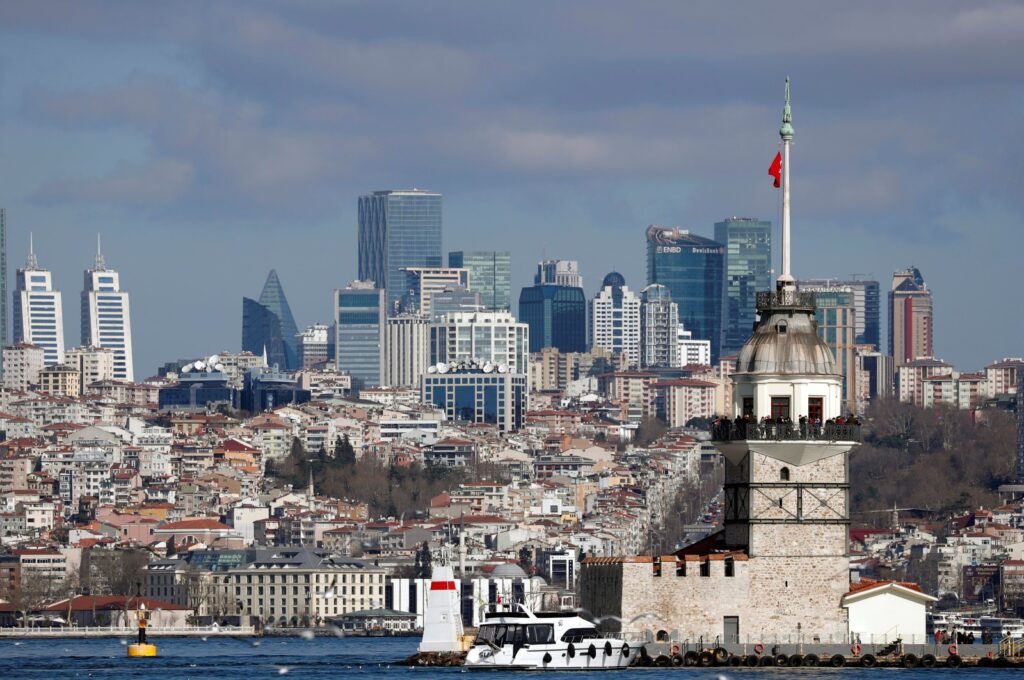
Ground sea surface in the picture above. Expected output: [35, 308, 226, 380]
[0, 637, 1007, 679]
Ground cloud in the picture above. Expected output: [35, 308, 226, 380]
[37, 158, 194, 205]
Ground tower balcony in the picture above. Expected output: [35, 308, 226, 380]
[756, 289, 816, 311]
[712, 420, 861, 467]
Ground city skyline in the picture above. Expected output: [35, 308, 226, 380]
[0, 2, 1021, 374]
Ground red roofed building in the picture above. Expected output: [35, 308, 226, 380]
[153, 517, 241, 548]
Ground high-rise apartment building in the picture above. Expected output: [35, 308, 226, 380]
[13, 238, 64, 366]
[646, 225, 726, 363]
[677, 326, 712, 367]
[715, 217, 771, 357]
[811, 288, 858, 414]
[358, 189, 442, 313]
[536, 260, 583, 288]
[296, 324, 330, 369]
[518, 283, 587, 354]
[589, 272, 641, 368]
[80, 240, 134, 381]
[889, 267, 933, 367]
[399, 267, 469, 319]
[429, 311, 529, 376]
[800, 278, 880, 349]
[640, 284, 679, 368]
[64, 345, 116, 392]
[448, 251, 511, 312]
[335, 281, 385, 389]
[2, 343, 45, 391]
[242, 270, 300, 371]
[384, 315, 430, 389]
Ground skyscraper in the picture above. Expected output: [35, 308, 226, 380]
[889, 267, 933, 367]
[640, 284, 679, 368]
[384, 314, 430, 388]
[448, 251, 512, 312]
[80, 237, 134, 381]
[13, 236, 64, 366]
[646, 225, 726, 363]
[241, 270, 300, 371]
[358, 189, 442, 313]
[399, 267, 469, 319]
[518, 283, 587, 353]
[0, 209, 7, 378]
[811, 288, 858, 414]
[589, 272, 641, 367]
[335, 281, 385, 389]
[715, 217, 771, 357]
[799, 278, 880, 349]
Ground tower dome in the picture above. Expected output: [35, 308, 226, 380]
[601, 271, 626, 289]
[736, 291, 837, 376]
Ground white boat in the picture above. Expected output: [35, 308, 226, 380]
[465, 603, 633, 671]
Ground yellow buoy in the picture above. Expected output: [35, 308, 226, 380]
[127, 643, 158, 657]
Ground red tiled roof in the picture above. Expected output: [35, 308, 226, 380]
[158, 518, 231, 531]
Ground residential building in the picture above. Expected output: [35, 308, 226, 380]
[13, 238, 65, 365]
[653, 379, 718, 428]
[448, 250, 512, 311]
[38, 363, 81, 398]
[646, 225, 726, 363]
[889, 267, 933, 367]
[80, 240, 134, 381]
[242, 270, 300, 371]
[358, 189, 443, 313]
[2, 343, 45, 391]
[296, 324, 330, 369]
[677, 326, 711, 367]
[897, 357, 954, 406]
[715, 217, 771, 357]
[800, 278, 881, 349]
[430, 311, 529, 376]
[536, 259, 582, 288]
[384, 314, 430, 389]
[64, 345, 116, 392]
[518, 282, 587, 353]
[335, 281, 385, 390]
[856, 348, 894, 408]
[985, 358, 1024, 398]
[400, 267, 469, 319]
[589, 272, 641, 368]
[423, 362, 527, 432]
[640, 284, 679, 368]
[811, 288, 858, 414]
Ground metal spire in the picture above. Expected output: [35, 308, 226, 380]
[94, 233, 106, 270]
[26, 232, 38, 269]
[778, 77, 795, 289]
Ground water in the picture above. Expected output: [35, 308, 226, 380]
[0, 637, 1005, 679]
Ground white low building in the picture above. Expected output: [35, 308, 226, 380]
[842, 580, 938, 645]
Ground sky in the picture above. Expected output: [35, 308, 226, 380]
[0, 1, 1021, 375]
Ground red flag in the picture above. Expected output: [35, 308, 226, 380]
[769, 152, 782, 188]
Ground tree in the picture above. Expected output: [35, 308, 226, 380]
[635, 417, 668, 448]
[334, 435, 356, 466]
[518, 546, 533, 574]
[414, 542, 433, 578]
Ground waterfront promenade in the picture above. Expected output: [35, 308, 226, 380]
[0, 624, 256, 638]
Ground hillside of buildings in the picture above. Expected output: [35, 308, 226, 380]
[851, 399, 1015, 518]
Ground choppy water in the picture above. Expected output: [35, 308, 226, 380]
[0, 637, 1006, 679]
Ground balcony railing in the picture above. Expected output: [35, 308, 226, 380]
[712, 421, 862, 443]
[756, 290, 816, 311]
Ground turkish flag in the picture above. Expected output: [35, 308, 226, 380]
[769, 152, 782, 188]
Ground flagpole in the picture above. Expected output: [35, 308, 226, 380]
[778, 77, 795, 291]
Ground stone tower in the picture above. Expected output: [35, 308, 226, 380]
[713, 79, 860, 637]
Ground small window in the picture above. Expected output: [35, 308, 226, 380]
[778, 498, 784, 508]
[676, 561, 687, 577]
[780, 467, 790, 481]
[700, 560, 710, 577]
[776, 321, 788, 334]
[725, 557, 735, 577]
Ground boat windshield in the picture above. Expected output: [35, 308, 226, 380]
[560, 626, 601, 643]
[476, 624, 555, 646]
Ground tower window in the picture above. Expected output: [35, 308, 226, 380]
[780, 467, 790, 481]
[776, 321, 788, 334]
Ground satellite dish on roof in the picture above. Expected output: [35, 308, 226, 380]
[208, 355, 220, 365]
[428, 365, 437, 374]
[214, 364, 224, 372]
[483, 362, 494, 373]
[497, 364, 508, 373]
[194, 360, 206, 371]
[437, 362, 449, 374]
[182, 363, 194, 373]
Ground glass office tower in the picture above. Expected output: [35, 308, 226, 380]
[714, 217, 771, 357]
[448, 251, 511, 311]
[241, 270, 300, 371]
[645, 225, 726, 363]
[518, 283, 587, 353]
[358, 189, 442, 313]
[335, 281, 385, 390]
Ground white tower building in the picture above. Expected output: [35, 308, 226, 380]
[81, 236, 134, 381]
[589, 272, 641, 368]
[385, 314, 430, 388]
[640, 283, 679, 368]
[429, 311, 529, 376]
[13, 236, 65, 366]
